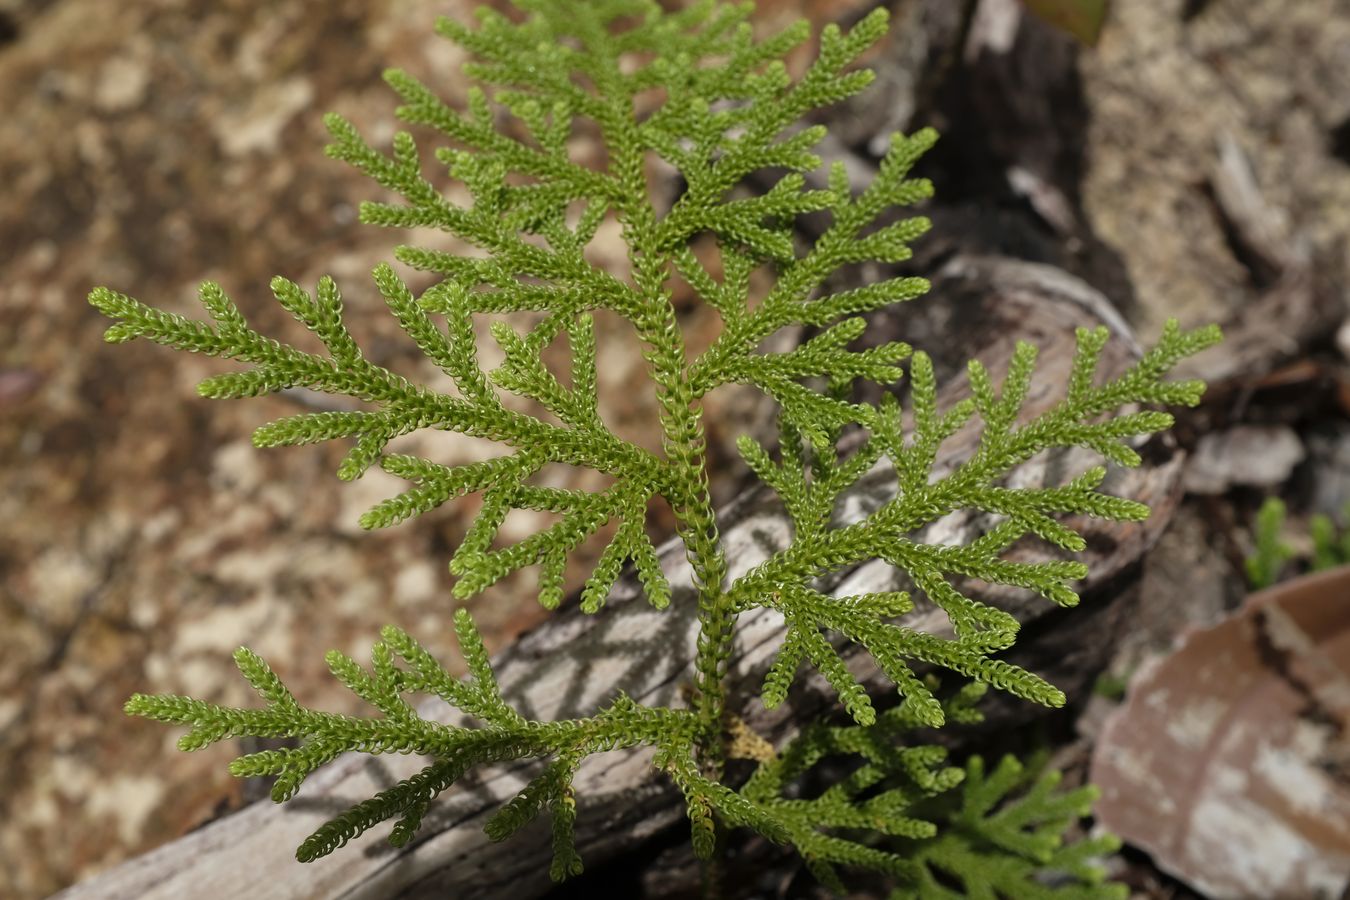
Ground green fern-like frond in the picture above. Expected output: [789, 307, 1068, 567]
[126, 610, 697, 876]
[1245, 496, 1294, 589]
[677, 682, 1122, 897]
[92, 0, 1222, 891]
[1310, 503, 1350, 571]
[891, 754, 1127, 900]
[91, 268, 672, 613]
[89, 1, 917, 618]
[734, 684, 982, 889]
[734, 320, 1222, 726]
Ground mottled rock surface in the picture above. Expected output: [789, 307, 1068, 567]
[1081, 0, 1350, 336]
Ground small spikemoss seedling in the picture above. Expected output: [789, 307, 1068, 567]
[1247, 496, 1350, 589]
[91, 1, 1220, 895]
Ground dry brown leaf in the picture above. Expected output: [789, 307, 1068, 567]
[1091, 566, 1350, 899]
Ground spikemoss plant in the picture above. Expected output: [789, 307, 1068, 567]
[1247, 497, 1296, 589]
[1247, 496, 1350, 588]
[90, 1, 1220, 895]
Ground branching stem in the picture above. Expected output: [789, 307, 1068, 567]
[94, 5, 1216, 895]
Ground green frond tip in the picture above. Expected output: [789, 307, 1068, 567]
[234, 646, 299, 708]
[889, 754, 1127, 898]
[1309, 504, 1350, 570]
[1246, 495, 1294, 589]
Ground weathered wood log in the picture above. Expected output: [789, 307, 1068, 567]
[56, 256, 1185, 900]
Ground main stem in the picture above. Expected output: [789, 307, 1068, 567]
[602, 97, 735, 768]
[643, 267, 735, 900]
[663, 383, 735, 900]
[604, 75, 737, 893]
[627, 263, 735, 780]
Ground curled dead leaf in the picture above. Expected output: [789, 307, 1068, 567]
[1091, 565, 1350, 899]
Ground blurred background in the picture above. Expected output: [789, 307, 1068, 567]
[2, 0, 1349, 897]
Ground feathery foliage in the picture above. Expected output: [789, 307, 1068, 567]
[93, 0, 1219, 894]
[733, 682, 1126, 898]
[895, 754, 1127, 900]
[127, 611, 694, 878]
[1310, 503, 1350, 572]
[1246, 496, 1350, 588]
[1246, 497, 1295, 589]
